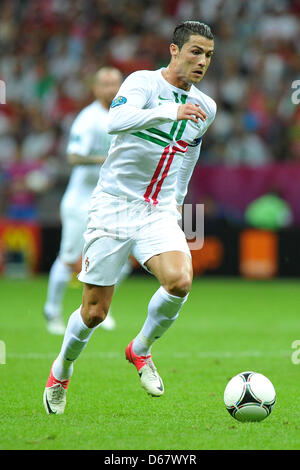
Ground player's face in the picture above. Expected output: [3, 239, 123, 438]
[94, 72, 122, 107]
[172, 34, 214, 86]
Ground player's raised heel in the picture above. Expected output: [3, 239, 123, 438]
[43, 366, 70, 415]
[125, 340, 164, 397]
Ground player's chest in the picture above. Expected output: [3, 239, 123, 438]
[148, 90, 205, 145]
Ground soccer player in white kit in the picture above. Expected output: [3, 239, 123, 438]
[43, 67, 132, 334]
[43, 21, 216, 414]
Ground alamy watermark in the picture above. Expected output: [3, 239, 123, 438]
[0, 340, 6, 364]
[291, 80, 300, 105]
[0, 79, 6, 104]
[180, 203, 204, 250]
[89, 199, 204, 251]
[0, 77, 205, 245]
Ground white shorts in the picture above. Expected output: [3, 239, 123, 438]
[78, 191, 191, 286]
[59, 191, 91, 264]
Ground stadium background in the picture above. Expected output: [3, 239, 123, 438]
[0, 0, 299, 279]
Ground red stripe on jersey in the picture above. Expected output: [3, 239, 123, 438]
[143, 144, 170, 203]
[175, 140, 189, 152]
[144, 141, 189, 205]
[151, 150, 175, 205]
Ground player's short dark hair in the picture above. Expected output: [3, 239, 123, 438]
[173, 21, 214, 50]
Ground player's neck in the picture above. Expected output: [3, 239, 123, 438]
[98, 98, 110, 110]
[161, 66, 191, 92]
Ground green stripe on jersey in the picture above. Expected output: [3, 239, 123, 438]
[132, 131, 169, 147]
[175, 94, 188, 140]
[133, 92, 189, 147]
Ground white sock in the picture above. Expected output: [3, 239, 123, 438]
[44, 257, 72, 319]
[132, 286, 188, 356]
[52, 307, 95, 380]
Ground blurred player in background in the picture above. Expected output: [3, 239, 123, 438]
[43, 20, 216, 414]
[43, 67, 133, 335]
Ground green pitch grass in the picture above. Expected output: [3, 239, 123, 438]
[1, 274, 300, 450]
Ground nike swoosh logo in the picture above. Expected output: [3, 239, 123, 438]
[157, 378, 164, 392]
[45, 394, 56, 414]
[158, 95, 171, 101]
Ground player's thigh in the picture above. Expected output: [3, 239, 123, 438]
[78, 235, 133, 287]
[133, 213, 193, 296]
[79, 236, 132, 326]
[146, 250, 193, 296]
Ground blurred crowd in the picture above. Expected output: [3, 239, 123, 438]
[0, 0, 299, 223]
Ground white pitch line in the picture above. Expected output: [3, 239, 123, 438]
[5, 350, 291, 360]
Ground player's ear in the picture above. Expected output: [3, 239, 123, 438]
[170, 43, 179, 59]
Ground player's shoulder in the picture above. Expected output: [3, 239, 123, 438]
[191, 86, 217, 119]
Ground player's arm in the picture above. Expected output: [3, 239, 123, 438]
[107, 72, 178, 134]
[175, 141, 202, 207]
[176, 101, 217, 206]
[107, 72, 206, 135]
[67, 153, 107, 166]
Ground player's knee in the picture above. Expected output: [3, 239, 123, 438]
[82, 284, 114, 327]
[165, 271, 192, 297]
[81, 301, 109, 328]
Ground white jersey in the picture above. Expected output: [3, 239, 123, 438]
[64, 100, 112, 204]
[95, 68, 216, 209]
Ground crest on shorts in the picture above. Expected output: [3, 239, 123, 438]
[85, 257, 90, 272]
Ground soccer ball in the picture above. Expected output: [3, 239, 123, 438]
[224, 371, 276, 422]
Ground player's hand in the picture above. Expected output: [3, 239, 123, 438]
[177, 103, 206, 123]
